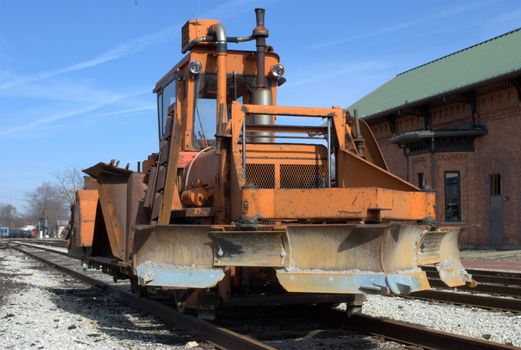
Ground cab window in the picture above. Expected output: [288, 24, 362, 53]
[192, 73, 255, 149]
[158, 80, 176, 137]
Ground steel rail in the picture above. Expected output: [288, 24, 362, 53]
[342, 312, 518, 350]
[428, 277, 521, 297]
[12, 241, 70, 257]
[8, 243, 275, 350]
[410, 289, 521, 313]
[425, 270, 521, 288]
[11, 238, 67, 248]
[423, 265, 521, 280]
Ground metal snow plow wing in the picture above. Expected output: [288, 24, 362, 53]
[132, 223, 474, 294]
[417, 227, 476, 287]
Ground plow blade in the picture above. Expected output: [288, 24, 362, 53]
[276, 223, 432, 295]
[418, 227, 476, 287]
[133, 225, 224, 288]
[132, 223, 473, 294]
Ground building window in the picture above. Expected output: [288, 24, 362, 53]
[444, 171, 461, 222]
[417, 172, 425, 189]
[490, 174, 501, 195]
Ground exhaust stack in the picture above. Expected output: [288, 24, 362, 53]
[250, 8, 273, 143]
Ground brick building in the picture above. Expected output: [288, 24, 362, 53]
[349, 28, 521, 248]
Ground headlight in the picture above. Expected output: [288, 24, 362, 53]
[189, 60, 202, 75]
[270, 63, 285, 78]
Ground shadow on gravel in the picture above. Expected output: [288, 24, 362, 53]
[44, 286, 190, 346]
[216, 305, 389, 349]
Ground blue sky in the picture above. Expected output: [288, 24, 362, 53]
[1, 0, 520, 211]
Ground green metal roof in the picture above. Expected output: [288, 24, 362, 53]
[349, 27, 521, 119]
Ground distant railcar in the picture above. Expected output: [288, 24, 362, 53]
[0, 227, 9, 238]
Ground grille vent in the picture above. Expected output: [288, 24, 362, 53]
[246, 163, 325, 189]
[281, 164, 325, 189]
[246, 164, 275, 188]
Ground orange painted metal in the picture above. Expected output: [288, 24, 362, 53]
[181, 19, 221, 53]
[240, 187, 435, 221]
[73, 190, 98, 247]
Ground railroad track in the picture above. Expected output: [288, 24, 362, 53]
[8, 238, 68, 248]
[4, 241, 518, 350]
[417, 265, 521, 313]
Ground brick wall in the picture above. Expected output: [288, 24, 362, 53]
[367, 79, 521, 246]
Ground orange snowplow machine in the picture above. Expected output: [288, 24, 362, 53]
[68, 9, 474, 315]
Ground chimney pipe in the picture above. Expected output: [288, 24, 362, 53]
[250, 8, 272, 143]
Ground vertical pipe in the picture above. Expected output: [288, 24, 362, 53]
[216, 52, 227, 131]
[253, 8, 268, 89]
[251, 89, 273, 142]
[251, 8, 272, 143]
[327, 117, 332, 188]
[431, 136, 436, 191]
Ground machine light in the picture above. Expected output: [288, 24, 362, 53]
[189, 60, 202, 75]
[270, 63, 285, 78]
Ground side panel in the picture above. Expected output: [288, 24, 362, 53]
[241, 187, 435, 221]
[75, 190, 98, 247]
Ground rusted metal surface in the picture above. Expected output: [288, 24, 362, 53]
[72, 190, 98, 247]
[212, 230, 287, 267]
[133, 225, 223, 288]
[130, 222, 471, 295]
[83, 163, 147, 263]
[434, 227, 476, 287]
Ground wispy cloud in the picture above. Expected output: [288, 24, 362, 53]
[488, 6, 521, 23]
[286, 60, 388, 87]
[0, 88, 149, 136]
[0, 0, 275, 91]
[0, 26, 179, 91]
[85, 105, 155, 121]
[309, 0, 502, 49]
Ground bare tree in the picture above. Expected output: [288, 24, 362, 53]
[54, 166, 84, 206]
[0, 203, 19, 228]
[25, 182, 68, 236]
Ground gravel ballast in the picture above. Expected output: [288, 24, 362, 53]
[0, 248, 197, 349]
[359, 294, 521, 347]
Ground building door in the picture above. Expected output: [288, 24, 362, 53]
[489, 174, 503, 245]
